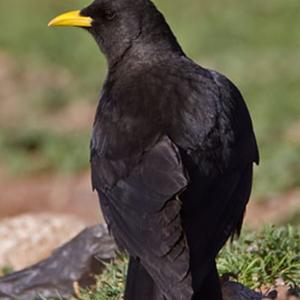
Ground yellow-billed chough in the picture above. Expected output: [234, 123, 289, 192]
[49, 1, 259, 299]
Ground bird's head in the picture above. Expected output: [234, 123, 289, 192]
[48, 0, 182, 66]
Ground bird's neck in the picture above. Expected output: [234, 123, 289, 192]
[108, 30, 185, 73]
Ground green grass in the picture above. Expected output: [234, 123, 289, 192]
[217, 225, 300, 289]
[77, 226, 300, 299]
[0, 266, 14, 277]
[0, 0, 299, 200]
[77, 256, 128, 300]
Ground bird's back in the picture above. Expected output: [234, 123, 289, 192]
[91, 56, 259, 299]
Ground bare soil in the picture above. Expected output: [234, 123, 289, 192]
[0, 171, 102, 224]
[245, 189, 300, 228]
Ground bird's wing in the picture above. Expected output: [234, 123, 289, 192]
[168, 68, 259, 271]
[91, 135, 193, 299]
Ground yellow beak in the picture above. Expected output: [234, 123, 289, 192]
[48, 10, 93, 28]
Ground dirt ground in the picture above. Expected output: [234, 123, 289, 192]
[245, 189, 300, 228]
[0, 171, 102, 224]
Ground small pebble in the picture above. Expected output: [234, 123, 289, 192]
[275, 278, 285, 287]
[263, 289, 278, 299]
[287, 287, 300, 300]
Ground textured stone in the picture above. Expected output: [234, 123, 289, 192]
[222, 281, 262, 300]
[0, 213, 87, 271]
[0, 224, 117, 300]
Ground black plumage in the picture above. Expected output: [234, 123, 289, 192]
[50, 0, 259, 299]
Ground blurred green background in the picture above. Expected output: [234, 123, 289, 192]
[0, 0, 299, 225]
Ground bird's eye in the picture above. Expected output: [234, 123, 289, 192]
[104, 10, 116, 21]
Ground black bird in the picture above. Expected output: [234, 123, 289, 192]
[49, 1, 259, 299]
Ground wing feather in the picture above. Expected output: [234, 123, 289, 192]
[91, 136, 193, 299]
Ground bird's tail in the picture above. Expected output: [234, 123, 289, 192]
[124, 256, 166, 300]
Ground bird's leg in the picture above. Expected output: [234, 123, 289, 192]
[192, 261, 223, 300]
[124, 256, 166, 300]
